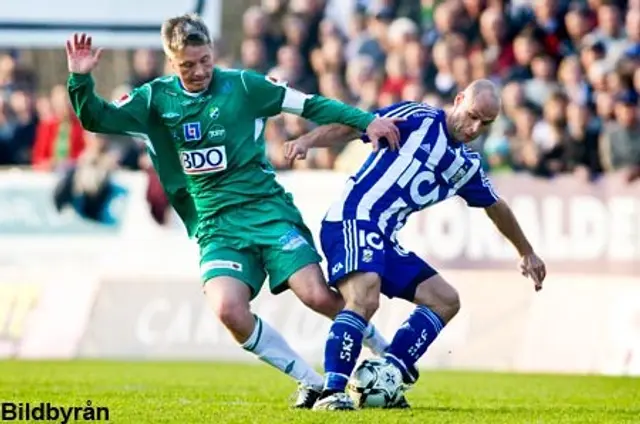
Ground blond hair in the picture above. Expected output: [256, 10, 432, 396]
[161, 13, 211, 57]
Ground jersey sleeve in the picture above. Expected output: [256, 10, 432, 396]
[455, 166, 500, 208]
[67, 73, 151, 134]
[240, 70, 375, 131]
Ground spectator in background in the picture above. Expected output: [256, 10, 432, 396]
[618, 7, 640, 59]
[564, 101, 602, 179]
[241, 38, 270, 73]
[402, 40, 432, 85]
[344, 10, 386, 65]
[510, 105, 541, 175]
[562, 5, 594, 56]
[0, 54, 17, 98]
[380, 53, 409, 106]
[129, 49, 160, 88]
[557, 55, 589, 105]
[532, 91, 570, 176]
[599, 90, 640, 175]
[32, 84, 86, 171]
[0, 97, 15, 163]
[345, 54, 378, 108]
[529, 0, 566, 58]
[506, 29, 540, 82]
[53, 132, 124, 225]
[243, 6, 283, 67]
[273, 45, 318, 93]
[7, 90, 38, 165]
[524, 53, 560, 108]
[591, 2, 628, 63]
[478, 8, 515, 78]
[430, 39, 457, 100]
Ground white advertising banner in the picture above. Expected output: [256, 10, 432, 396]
[0, 0, 221, 48]
[0, 169, 638, 376]
[77, 271, 640, 377]
[0, 268, 100, 359]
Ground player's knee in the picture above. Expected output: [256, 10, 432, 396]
[414, 276, 460, 323]
[349, 294, 379, 321]
[214, 297, 252, 330]
[297, 284, 343, 318]
[339, 272, 381, 320]
[204, 278, 253, 333]
[288, 264, 344, 318]
[440, 286, 461, 320]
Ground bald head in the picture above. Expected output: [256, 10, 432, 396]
[448, 79, 501, 143]
[464, 79, 501, 118]
[466, 79, 500, 104]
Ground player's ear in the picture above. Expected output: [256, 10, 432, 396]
[166, 56, 180, 74]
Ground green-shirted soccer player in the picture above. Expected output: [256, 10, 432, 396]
[65, 14, 402, 408]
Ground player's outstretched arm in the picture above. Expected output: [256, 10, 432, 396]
[298, 96, 404, 150]
[240, 70, 402, 149]
[484, 198, 547, 291]
[66, 33, 150, 135]
[284, 124, 359, 163]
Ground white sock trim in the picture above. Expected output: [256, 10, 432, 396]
[241, 315, 262, 352]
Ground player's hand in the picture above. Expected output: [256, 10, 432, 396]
[66, 33, 103, 74]
[365, 117, 405, 152]
[284, 139, 310, 166]
[519, 253, 546, 292]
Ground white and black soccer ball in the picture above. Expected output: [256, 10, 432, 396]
[347, 358, 403, 408]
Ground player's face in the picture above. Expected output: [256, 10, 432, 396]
[451, 92, 498, 143]
[171, 45, 214, 92]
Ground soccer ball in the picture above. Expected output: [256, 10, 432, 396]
[347, 358, 403, 408]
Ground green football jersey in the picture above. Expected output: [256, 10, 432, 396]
[68, 67, 376, 230]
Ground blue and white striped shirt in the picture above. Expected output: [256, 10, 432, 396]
[324, 101, 499, 239]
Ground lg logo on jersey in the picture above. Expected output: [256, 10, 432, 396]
[182, 147, 228, 174]
[183, 122, 202, 142]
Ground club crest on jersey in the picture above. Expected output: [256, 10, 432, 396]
[208, 125, 226, 142]
[183, 122, 202, 142]
[450, 163, 471, 185]
[209, 107, 220, 120]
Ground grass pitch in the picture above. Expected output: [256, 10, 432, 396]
[1, 361, 638, 423]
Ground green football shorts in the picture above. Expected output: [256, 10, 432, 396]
[197, 196, 321, 299]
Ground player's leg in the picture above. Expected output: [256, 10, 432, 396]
[200, 244, 324, 397]
[384, 274, 459, 383]
[380, 249, 460, 392]
[270, 230, 389, 356]
[310, 272, 382, 410]
[261, 224, 388, 408]
[310, 220, 386, 410]
[287, 264, 389, 355]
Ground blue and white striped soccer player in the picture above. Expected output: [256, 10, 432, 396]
[284, 79, 547, 410]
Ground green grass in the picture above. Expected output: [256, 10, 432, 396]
[0, 361, 638, 423]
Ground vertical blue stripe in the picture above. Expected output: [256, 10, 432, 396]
[331, 102, 495, 240]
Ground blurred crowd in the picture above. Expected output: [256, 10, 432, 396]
[1, 0, 640, 186]
[0, 49, 160, 172]
[241, 0, 640, 181]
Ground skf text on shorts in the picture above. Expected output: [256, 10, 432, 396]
[2, 401, 109, 423]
